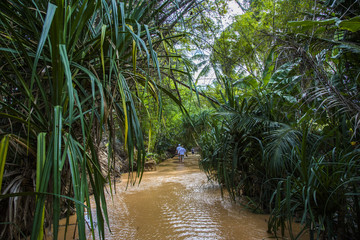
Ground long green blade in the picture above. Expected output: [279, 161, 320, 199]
[53, 106, 63, 239]
[0, 135, 10, 193]
[31, 3, 57, 90]
[36, 133, 47, 240]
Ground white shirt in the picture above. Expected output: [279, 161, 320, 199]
[178, 147, 186, 155]
[176, 146, 181, 154]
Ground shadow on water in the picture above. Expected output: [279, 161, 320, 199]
[83, 155, 307, 240]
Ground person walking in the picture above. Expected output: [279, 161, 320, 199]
[176, 144, 181, 161]
[178, 146, 186, 163]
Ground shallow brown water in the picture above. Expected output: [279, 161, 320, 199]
[86, 155, 301, 240]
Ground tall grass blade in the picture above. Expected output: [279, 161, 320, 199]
[36, 133, 46, 240]
[0, 135, 10, 193]
[31, 3, 57, 90]
[52, 106, 63, 239]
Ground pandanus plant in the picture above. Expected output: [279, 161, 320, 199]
[0, 0, 196, 239]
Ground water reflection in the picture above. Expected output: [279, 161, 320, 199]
[86, 156, 277, 239]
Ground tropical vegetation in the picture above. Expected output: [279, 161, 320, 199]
[197, 0, 360, 239]
[0, 0, 199, 239]
[1, 0, 360, 240]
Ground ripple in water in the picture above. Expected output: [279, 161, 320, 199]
[86, 156, 304, 240]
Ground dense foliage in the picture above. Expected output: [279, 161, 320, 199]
[197, 0, 360, 239]
[1, 0, 360, 239]
[0, 0, 199, 239]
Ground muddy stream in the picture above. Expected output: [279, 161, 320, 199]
[83, 154, 303, 240]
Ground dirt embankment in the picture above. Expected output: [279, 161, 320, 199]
[97, 138, 176, 177]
